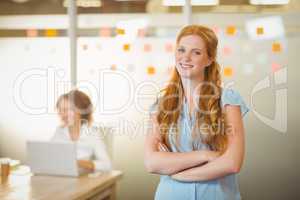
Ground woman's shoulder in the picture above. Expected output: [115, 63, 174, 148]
[220, 88, 249, 117]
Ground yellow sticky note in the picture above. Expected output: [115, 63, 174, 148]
[147, 66, 156, 75]
[116, 28, 125, 35]
[272, 42, 281, 52]
[223, 67, 233, 77]
[123, 44, 130, 51]
[256, 27, 264, 35]
[45, 29, 58, 37]
[226, 26, 236, 36]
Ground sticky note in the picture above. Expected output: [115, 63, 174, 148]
[147, 66, 156, 75]
[165, 43, 173, 53]
[271, 63, 281, 72]
[226, 26, 236, 36]
[256, 27, 264, 35]
[123, 44, 130, 51]
[26, 29, 38, 37]
[144, 44, 152, 52]
[222, 46, 232, 56]
[116, 28, 125, 35]
[138, 29, 146, 37]
[223, 67, 233, 77]
[99, 28, 111, 37]
[272, 42, 281, 52]
[45, 29, 58, 37]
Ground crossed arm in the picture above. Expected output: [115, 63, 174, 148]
[144, 105, 245, 182]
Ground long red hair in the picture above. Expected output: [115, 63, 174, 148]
[157, 25, 228, 153]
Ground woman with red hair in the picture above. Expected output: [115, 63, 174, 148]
[144, 25, 249, 200]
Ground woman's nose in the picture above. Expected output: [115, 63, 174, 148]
[182, 52, 192, 61]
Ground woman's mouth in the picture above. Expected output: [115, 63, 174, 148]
[180, 63, 194, 69]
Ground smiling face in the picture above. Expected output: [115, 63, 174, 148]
[175, 34, 212, 81]
[57, 98, 80, 127]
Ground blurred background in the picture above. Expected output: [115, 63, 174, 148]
[0, 0, 299, 199]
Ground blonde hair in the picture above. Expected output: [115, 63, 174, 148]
[157, 25, 228, 153]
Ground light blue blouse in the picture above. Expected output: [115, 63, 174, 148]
[150, 88, 249, 200]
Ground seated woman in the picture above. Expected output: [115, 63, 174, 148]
[52, 89, 112, 172]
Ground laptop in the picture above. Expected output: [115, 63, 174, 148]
[27, 141, 87, 177]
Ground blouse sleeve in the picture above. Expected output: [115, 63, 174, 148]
[221, 88, 249, 117]
[91, 137, 113, 172]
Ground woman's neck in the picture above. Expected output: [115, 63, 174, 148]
[181, 77, 204, 106]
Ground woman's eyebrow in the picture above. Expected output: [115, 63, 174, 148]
[191, 48, 202, 51]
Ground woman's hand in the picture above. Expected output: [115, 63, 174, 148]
[77, 160, 95, 171]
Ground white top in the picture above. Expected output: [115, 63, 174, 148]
[51, 124, 112, 172]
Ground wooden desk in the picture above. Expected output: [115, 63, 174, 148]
[0, 170, 122, 200]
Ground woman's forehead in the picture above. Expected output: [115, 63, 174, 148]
[178, 35, 206, 49]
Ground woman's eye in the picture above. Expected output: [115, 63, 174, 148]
[177, 48, 184, 53]
[194, 51, 201, 55]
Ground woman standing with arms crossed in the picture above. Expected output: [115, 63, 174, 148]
[144, 25, 249, 200]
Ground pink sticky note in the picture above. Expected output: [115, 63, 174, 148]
[165, 43, 173, 53]
[222, 46, 232, 56]
[27, 29, 38, 37]
[271, 63, 281, 72]
[99, 27, 111, 37]
[144, 44, 152, 52]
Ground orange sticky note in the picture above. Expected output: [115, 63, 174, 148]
[226, 26, 236, 36]
[99, 27, 111, 37]
[223, 67, 233, 77]
[256, 27, 264, 35]
[144, 44, 152, 52]
[45, 29, 57, 37]
[27, 29, 38, 37]
[272, 42, 281, 52]
[165, 43, 173, 53]
[123, 44, 130, 51]
[116, 28, 125, 35]
[147, 66, 156, 75]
